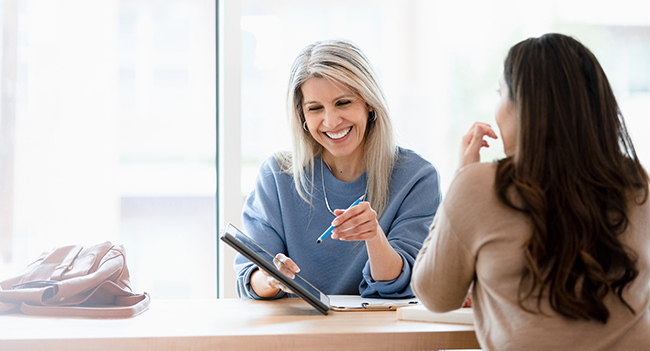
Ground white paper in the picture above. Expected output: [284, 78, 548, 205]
[397, 305, 474, 324]
[329, 295, 420, 309]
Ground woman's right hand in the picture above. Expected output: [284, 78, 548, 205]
[251, 253, 300, 297]
[459, 122, 498, 169]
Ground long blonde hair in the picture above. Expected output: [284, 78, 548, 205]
[277, 38, 397, 217]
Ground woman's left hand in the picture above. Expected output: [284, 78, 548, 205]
[330, 201, 381, 242]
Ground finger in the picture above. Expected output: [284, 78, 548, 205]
[331, 216, 374, 239]
[465, 122, 497, 140]
[257, 267, 271, 278]
[460, 123, 497, 168]
[267, 276, 281, 289]
[267, 276, 293, 294]
[273, 260, 295, 278]
[463, 128, 486, 161]
[474, 123, 498, 140]
[337, 229, 377, 241]
[461, 123, 488, 150]
[332, 202, 374, 230]
[468, 125, 490, 150]
[331, 202, 366, 226]
[273, 254, 300, 278]
[266, 274, 294, 294]
[278, 284, 294, 294]
[275, 254, 300, 273]
[333, 218, 378, 240]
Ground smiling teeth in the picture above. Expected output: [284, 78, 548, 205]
[326, 127, 352, 140]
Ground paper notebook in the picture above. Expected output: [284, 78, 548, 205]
[397, 305, 474, 324]
[329, 295, 420, 311]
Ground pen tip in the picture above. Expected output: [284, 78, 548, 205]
[316, 239, 322, 244]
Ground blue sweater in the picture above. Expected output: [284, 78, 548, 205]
[236, 147, 442, 299]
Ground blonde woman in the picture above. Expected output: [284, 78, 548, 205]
[236, 39, 441, 298]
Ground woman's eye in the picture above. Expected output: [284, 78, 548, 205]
[307, 106, 322, 112]
[337, 100, 351, 106]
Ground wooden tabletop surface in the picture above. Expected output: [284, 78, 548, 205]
[0, 298, 480, 350]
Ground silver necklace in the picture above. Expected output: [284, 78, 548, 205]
[321, 157, 365, 216]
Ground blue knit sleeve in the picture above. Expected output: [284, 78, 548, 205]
[235, 156, 289, 300]
[358, 149, 443, 298]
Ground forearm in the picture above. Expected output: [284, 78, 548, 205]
[412, 217, 475, 312]
[365, 227, 403, 281]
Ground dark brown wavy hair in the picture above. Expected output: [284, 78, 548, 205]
[495, 33, 648, 323]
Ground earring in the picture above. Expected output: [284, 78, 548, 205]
[303, 120, 309, 132]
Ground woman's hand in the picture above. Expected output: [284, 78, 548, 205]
[459, 122, 498, 169]
[330, 201, 379, 242]
[251, 253, 300, 297]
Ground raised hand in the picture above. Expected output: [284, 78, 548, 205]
[459, 122, 498, 169]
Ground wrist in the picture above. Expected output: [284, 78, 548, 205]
[364, 225, 384, 245]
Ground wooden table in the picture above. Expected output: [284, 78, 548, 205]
[0, 298, 480, 350]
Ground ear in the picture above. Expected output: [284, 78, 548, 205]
[368, 110, 377, 122]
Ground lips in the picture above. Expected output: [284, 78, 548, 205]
[324, 126, 352, 140]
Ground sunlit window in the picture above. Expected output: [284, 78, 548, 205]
[0, 0, 216, 299]
[241, 0, 650, 196]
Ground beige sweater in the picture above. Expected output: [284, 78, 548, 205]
[412, 162, 650, 351]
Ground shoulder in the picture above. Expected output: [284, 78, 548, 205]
[451, 161, 497, 190]
[256, 152, 291, 174]
[394, 147, 439, 178]
[452, 162, 497, 187]
[247, 152, 299, 206]
[253, 152, 294, 186]
[443, 162, 498, 211]
[389, 147, 442, 203]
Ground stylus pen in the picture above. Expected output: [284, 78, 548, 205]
[316, 195, 365, 244]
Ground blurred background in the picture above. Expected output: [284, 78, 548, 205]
[0, 0, 217, 299]
[240, 0, 650, 197]
[1, 0, 648, 299]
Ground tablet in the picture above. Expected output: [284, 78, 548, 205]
[220, 223, 330, 315]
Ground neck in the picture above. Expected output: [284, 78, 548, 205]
[322, 152, 365, 183]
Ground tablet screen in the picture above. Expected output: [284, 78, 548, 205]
[220, 223, 330, 315]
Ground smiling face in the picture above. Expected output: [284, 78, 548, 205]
[301, 77, 370, 165]
[496, 75, 517, 157]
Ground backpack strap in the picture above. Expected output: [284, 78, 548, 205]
[50, 245, 83, 281]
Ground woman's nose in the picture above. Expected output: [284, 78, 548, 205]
[322, 108, 342, 128]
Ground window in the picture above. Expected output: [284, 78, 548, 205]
[0, 0, 217, 299]
[240, 0, 650, 198]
